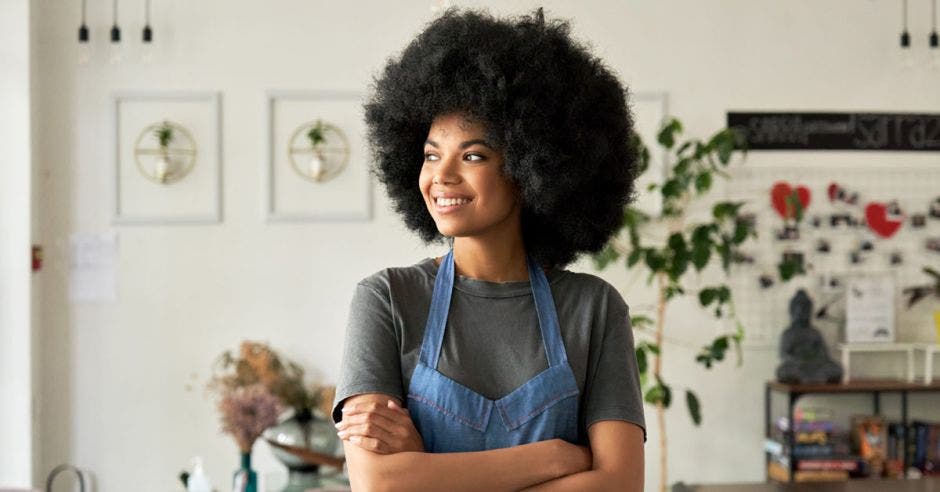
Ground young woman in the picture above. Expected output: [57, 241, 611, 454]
[331, 7, 645, 491]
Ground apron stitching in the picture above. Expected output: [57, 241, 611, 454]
[506, 388, 580, 428]
[407, 393, 487, 431]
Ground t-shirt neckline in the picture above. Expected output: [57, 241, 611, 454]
[418, 257, 566, 298]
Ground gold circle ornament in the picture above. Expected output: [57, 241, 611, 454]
[133, 120, 198, 185]
[287, 120, 350, 183]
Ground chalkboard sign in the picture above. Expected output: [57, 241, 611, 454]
[726, 112, 940, 151]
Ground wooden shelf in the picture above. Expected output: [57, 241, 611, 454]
[767, 379, 940, 394]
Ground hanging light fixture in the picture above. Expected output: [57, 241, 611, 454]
[141, 0, 154, 63]
[931, 0, 939, 48]
[109, 0, 124, 64]
[901, 0, 911, 48]
[899, 0, 916, 70]
[931, 0, 940, 68]
[77, 0, 91, 64]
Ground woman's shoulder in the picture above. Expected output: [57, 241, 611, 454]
[355, 257, 437, 296]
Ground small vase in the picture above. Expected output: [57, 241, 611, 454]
[233, 451, 257, 492]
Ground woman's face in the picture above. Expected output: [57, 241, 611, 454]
[419, 112, 521, 240]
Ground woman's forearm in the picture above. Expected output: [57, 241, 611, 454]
[348, 438, 588, 492]
[519, 469, 639, 492]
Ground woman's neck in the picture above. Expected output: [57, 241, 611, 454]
[450, 236, 529, 283]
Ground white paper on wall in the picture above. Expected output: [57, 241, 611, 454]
[69, 232, 118, 303]
[845, 274, 895, 343]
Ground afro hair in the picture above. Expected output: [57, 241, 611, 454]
[363, 6, 640, 269]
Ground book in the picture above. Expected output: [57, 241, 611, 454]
[768, 462, 849, 482]
[851, 415, 887, 477]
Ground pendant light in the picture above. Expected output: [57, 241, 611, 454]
[77, 0, 91, 64]
[141, 0, 154, 63]
[899, 0, 915, 70]
[109, 0, 124, 64]
[931, 0, 940, 68]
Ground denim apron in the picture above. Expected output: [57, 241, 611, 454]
[406, 249, 580, 452]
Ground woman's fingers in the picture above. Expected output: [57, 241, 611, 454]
[339, 423, 405, 454]
[342, 399, 406, 421]
[337, 407, 401, 431]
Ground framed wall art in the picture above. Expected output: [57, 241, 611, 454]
[111, 91, 222, 224]
[264, 90, 373, 222]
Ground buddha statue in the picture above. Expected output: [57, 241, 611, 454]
[776, 289, 844, 384]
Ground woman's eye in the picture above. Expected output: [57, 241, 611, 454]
[465, 153, 484, 162]
[424, 153, 439, 161]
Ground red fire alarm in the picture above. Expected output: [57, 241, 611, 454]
[32, 245, 42, 272]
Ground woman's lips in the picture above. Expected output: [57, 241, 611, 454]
[432, 197, 473, 214]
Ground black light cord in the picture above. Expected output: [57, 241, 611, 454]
[901, 0, 911, 48]
[110, 0, 121, 42]
[78, 0, 89, 42]
[143, 0, 153, 42]
[931, 0, 939, 48]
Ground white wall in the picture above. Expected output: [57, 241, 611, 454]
[30, 0, 940, 490]
[1, 0, 34, 486]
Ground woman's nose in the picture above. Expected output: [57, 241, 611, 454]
[434, 154, 461, 184]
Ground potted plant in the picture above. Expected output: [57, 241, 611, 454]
[592, 117, 801, 492]
[209, 340, 341, 492]
[153, 121, 175, 183]
[306, 120, 328, 181]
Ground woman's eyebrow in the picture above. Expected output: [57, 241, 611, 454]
[424, 138, 493, 150]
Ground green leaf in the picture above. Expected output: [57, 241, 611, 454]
[732, 219, 750, 244]
[593, 243, 620, 270]
[644, 249, 666, 272]
[661, 178, 683, 199]
[635, 347, 647, 374]
[715, 131, 735, 165]
[686, 390, 702, 426]
[699, 288, 717, 307]
[712, 201, 744, 221]
[716, 285, 731, 303]
[672, 158, 692, 177]
[664, 283, 685, 300]
[657, 118, 683, 150]
[627, 248, 644, 267]
[691, 243, 711, 271]
[694, 172, 712, 194]
[630, 315, 654, 329]
[777, 255, 805, 281]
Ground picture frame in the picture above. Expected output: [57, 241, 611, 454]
[111, 90, 223, 224]
[263, 90, 373, 222]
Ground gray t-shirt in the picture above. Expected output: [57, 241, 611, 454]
[332, 257, 646, 445]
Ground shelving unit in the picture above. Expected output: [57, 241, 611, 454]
[764, 380, 940, 482]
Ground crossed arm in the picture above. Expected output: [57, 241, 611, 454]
[335, 393, 644, 492]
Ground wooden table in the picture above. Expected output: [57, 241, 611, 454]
[674, 477, 940, 491]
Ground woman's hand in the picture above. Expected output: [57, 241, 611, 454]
[335, 398, 425, 454]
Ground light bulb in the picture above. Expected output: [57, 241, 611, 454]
[77, 24, 91, 65]
[109, 25, 123, 65]
[141, 25, 154, 64]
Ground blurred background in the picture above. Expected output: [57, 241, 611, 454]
[3, 1, 940, 491]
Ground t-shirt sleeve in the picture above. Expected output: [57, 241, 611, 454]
[331, 280, 404, 424]
[582, 284, 647, 442]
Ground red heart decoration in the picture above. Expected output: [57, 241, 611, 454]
[865, 202, 903, 238]
[771, 182, 811, 219]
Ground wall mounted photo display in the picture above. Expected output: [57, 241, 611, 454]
[912, 214, 927, 228]
[865, 201, 904, 239]
[844, 273, 896, 343]
[930, 197, 940, 219]
[112, 91, 222, 224]
[264, 90, 372, 222]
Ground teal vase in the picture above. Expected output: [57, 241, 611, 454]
[233, 451, 258, 492]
